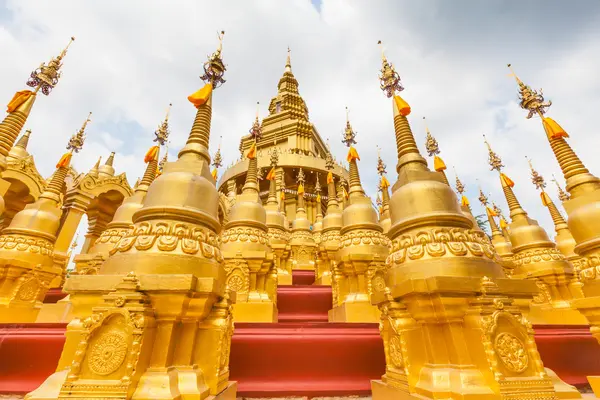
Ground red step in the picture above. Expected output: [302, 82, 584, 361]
[230, 322, 385, 398]
[277, 285, 332, 323]
[292, 269, 315, 285]
[43, 288, 68, 304]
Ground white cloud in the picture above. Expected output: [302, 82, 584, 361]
[0, 0, 599, 242]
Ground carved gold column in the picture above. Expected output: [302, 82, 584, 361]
[328, 111, 389, 323]
[27, 32, 236, 400]
[371, 43, 579, 400]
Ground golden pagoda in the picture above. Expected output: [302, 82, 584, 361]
[376, 148, 392, 235]
[221, 106, 276, 322]
[217, 48, 348, 225]
[484, 136, 585, 325]
[71, 105, 171, 275]
[527, 158, 585, 297]
[328, 111, 389, 323]
[478, 188, 515, 275]
[27, 31, 236, 400]
[0, 37, 74, 221]
[289, 167, 317, 270]
[315, 150, 341, 286]
[0, 114, 87, 323]
[264, 145, 291, 286]
[371, 41, 579, 400]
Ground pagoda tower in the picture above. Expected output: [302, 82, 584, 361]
[371, 42, 579, 399]
[217, 48, 348, 224]
[484, 136, 585, 325]
[328, 112, 389, 323]
[27, 32, 236, 400]
[315, 150, 341, 286]
[221, 108, 276, 322]
[0, 114, 87, 323]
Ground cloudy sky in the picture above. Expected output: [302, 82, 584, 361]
[1, 0, 600, 253]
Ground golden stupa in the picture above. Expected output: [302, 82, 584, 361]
[27, 31, 236, 400]
[370, 42, 579, 400]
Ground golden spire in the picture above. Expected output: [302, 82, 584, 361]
[105, 152, 115, 166]
[484, 135, 525, 219]
[179, 30, 226, 162]
[158, 143, 168, 176]
[285, 46, 292, 72]
[378, 40, 404, 98]
[212, 138, 223, 169]
[266, 146, 280, 206]
[342, 108, 364, 197]
[243, 106, 261, 194]
[508, 63, 600, 197]
[26, 37, 75, 95]
[14, 128, 32, 151]
[527, 157, 570, 232]
[454, 167, 465, 195]
[88, 156, 102, 178]
[552, 174, 570, 202]
[423, 116, 448, 184]
[67, 112, 91, 154]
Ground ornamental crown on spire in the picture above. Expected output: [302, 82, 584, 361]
[454, 169, 466, 194]
[325, 150, 335, 171]
[376, 146, 387, 176]
[26, 36, 75, 95]
[527, 157, 546, 190]
[67, 112, 91, 153]
[249, 102, 262, 140]
[296, 168, 305, 185]
[508, 64, 552, 119]
[483, 135, 504, 172]
[269, 143, 279, 167]
[378, 40, 404, 97]
[552, 174, 570, 201]
[212, 139, 223, 169]
[423, 117, 440, 157]
[200, 30, 226, 88]
[342, 107, 357, 147]
[478, 188, 489, 206]
[154, 103, 171, 145]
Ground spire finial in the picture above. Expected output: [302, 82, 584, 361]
[200, 30, 226, 88]
[15, 129, 32, 150]
[67, 112, 91, 153]
[249, 102, 262, 140]
[212, 137, 223, 169]
[154, 103, 172, 145]
[454, 168, 465, 195]
[342, 108, 357, 147]
[376, 145, 387, 176]
[483, 134, 504, 172]
[315, 175, 322, 193]
[507, 64, 552, 119]
[424, 117, 440, 157]
[286, 46, 292, 72]
[478, 186, 489, 206]
[526, 156, 546, 191]
[551, 174, 571, 202]
[26, 36, 75, 95]
[378, 40, 404, 98]
[158, 143, 168, 175]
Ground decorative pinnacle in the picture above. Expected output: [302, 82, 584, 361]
[342, 107, 357, 147]
[552, 174, 571, 201]
[315, 175, 322, 193]
[508, 64, 552, 119]
[257, 167, 264, 181]
[376, 192, 382, 206]
[376, 145, 387, 176]
[454, 167, 465, 194]
[286, 46, 292, 72]
[478, 187, 489, 206]
[423, 117, 440, 157]
[212, 139, 223, 169]
[378, 40, 404, 97]
[154, 103, 171, 146]
[67, 112, 91, 153]
[269, 146, 279, 167]
[296, 168, 306, 185]
[325, 151, 335, 170]
[200, 30, 226, 88]
[483, 135, 504, 172]
[26, 36, 75, 95]
[249, 102, 262, 140]
[526, 156, 546, 190]
[492, 202, 503, 218]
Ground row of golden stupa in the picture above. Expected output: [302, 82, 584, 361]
[0, 32, 598, 399]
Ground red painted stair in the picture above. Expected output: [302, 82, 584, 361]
[277, 285, 332, 322]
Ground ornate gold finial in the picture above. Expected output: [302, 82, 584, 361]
[67, 112, 91, 153]
[315, 175, 322, 193]
[454, 167, 466, 195]
[325, 150, 334, 170]
[212, 136, 223, 169]
[269, 145, 279, 167]
[423, 117, 440, 157]
[478, 186, 489, 206]
[551, 174, 570, 201]
[26, 36, 75, 95]
[376, 145, 387, 176]
[378, 40, 404, 97]
[483, 134, 504, 172]
[296, 168, 306, 186]
[154, 103, 171, 145]
[376, 192, 382, 207]
[342, 107, 357, 147]
[249, 102, 262, 140]
[492, 202, 503, 218]
[527, 156, 546, 190]
[200, 30, 226, 88]
[286, 46, 292, 72]
[508, 64, 552, 119]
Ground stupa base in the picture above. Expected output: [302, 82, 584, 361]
[528, 303, 589, 325]
[233, 301, 278, 322]
[279, 273, 293, 285]
[314, 274, 331, 286]
[328, 301, 380, 323]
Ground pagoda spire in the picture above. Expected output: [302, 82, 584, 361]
[0, 37, 75, 167]
[285, 46, 292, 72]
[423, 117, 449, 185]
[88, 156, 102, 178]
[552, 174, 570, 202]
[376, 146, 391, 234]
[14, 129, 31, 151]
[478, 187, 514, 268]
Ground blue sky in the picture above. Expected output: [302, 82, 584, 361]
[1, 0, 600, 247]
